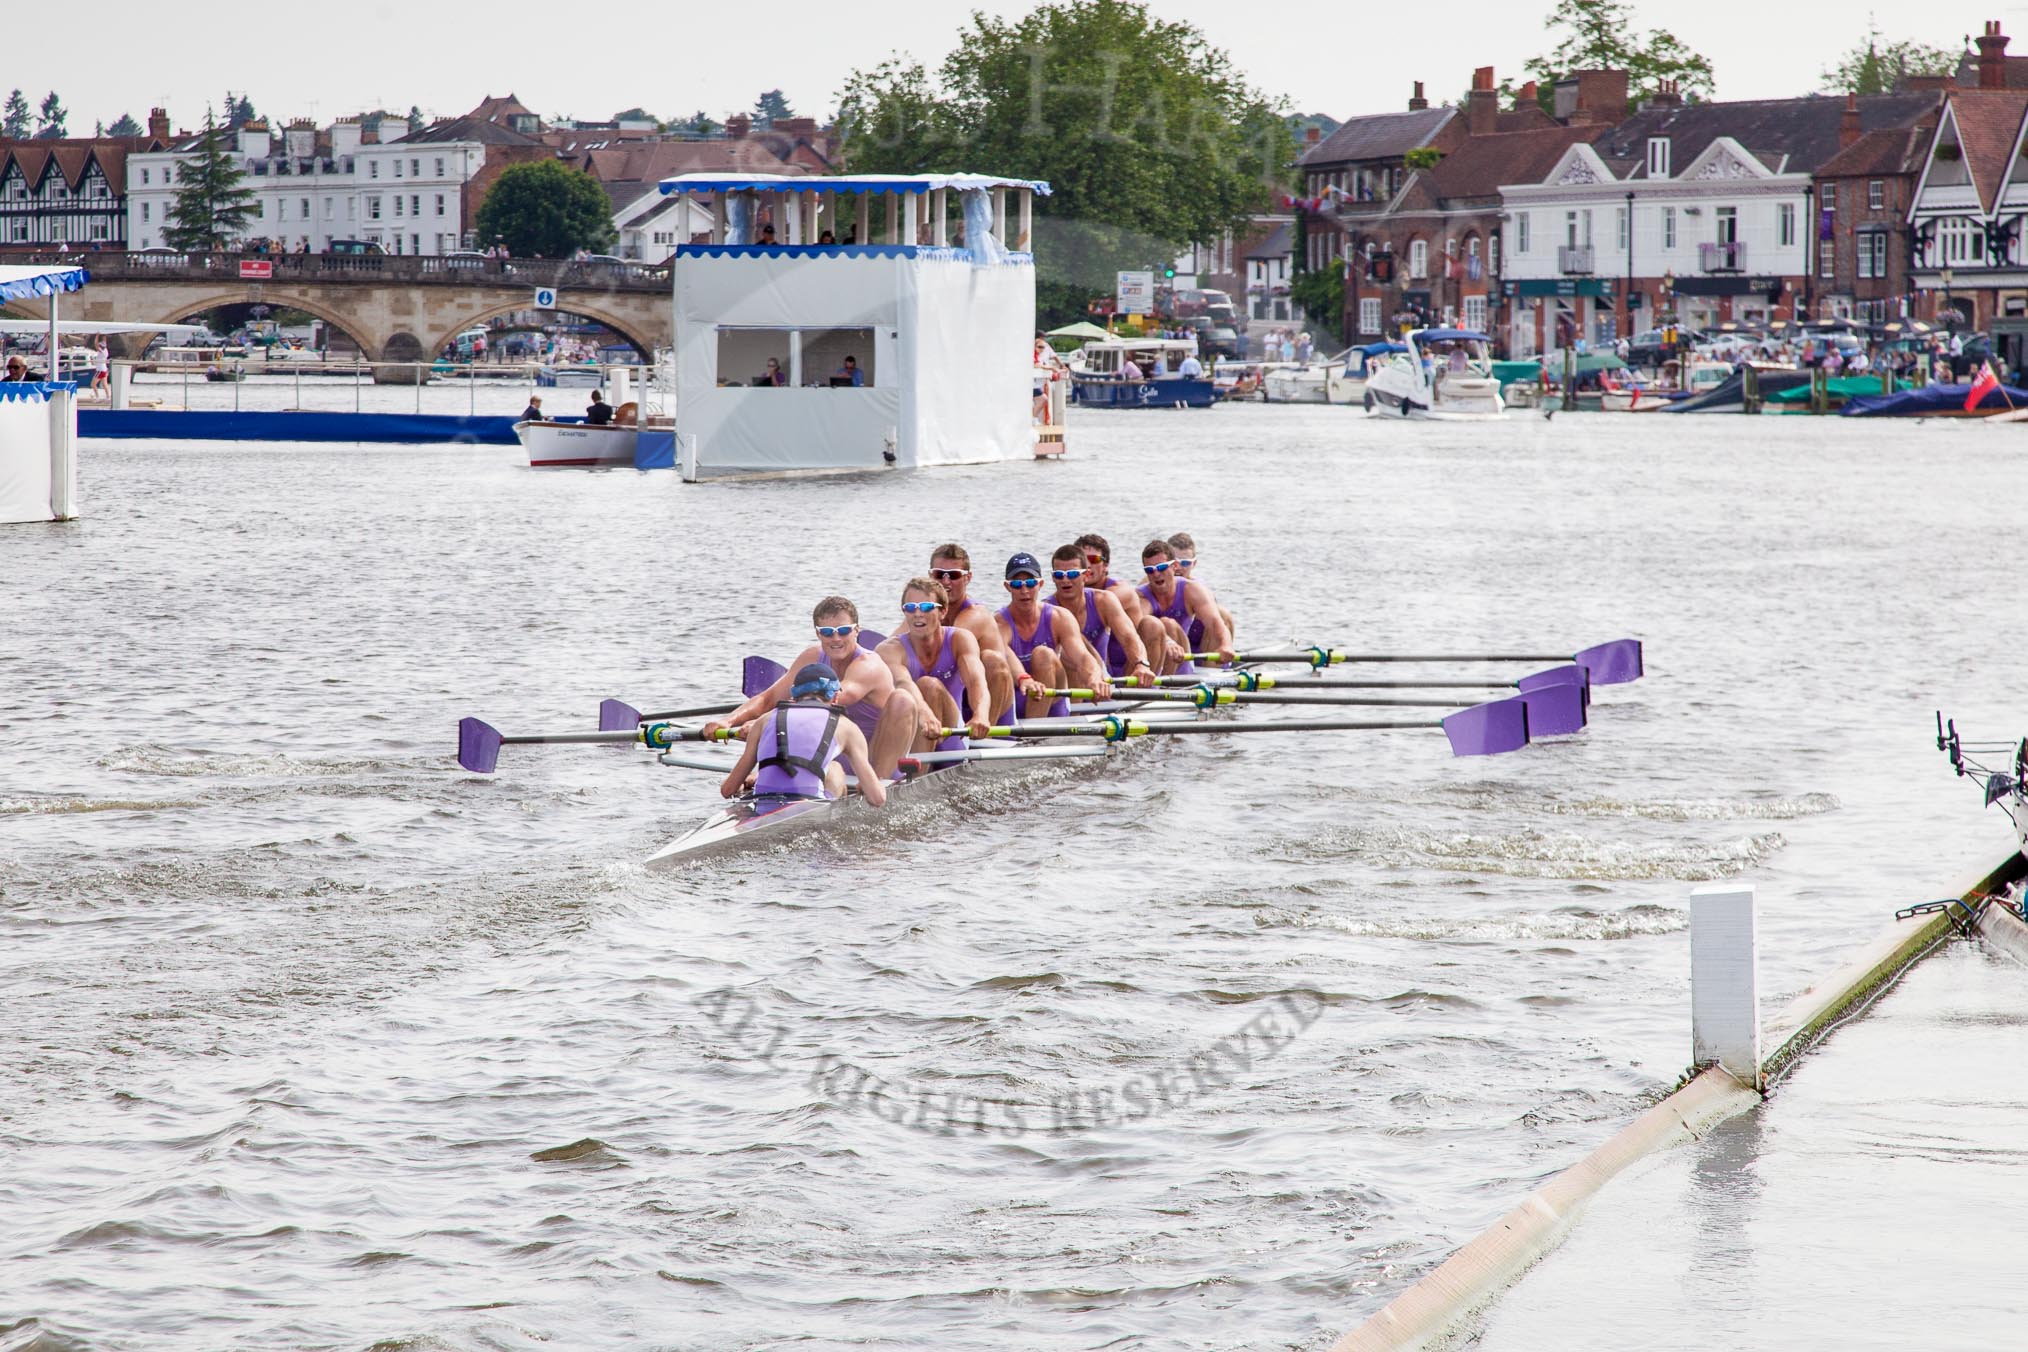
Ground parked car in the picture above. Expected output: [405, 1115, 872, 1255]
[1625, 327, 1705, 368]
[582, 254, 627, 266]
[326, 239, 386, 256]
[127, 247, 187, 267]
[443, 250, 490, 270]
[1202, 326, 1242, 359]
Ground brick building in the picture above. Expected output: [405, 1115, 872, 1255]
[1812, 94, 1938, 326]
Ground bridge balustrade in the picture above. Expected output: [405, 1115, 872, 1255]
[8, 250, 670, 291]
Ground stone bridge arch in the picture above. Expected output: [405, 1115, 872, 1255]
[422, 296, 665, 362]
[148, 287, 381, 355]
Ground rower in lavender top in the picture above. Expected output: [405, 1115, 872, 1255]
[996, 551, 1111, 718]
[927, 542, 1016, 724]
[1046, 541, 1155, 689]
[1164, 530, 1237, 653]
[704, 594, 917, 779]
[717, 662, 888, 807]
[1074, 531, 1169, 676]
[874, 575, 994, 751]
[1138, 537, 1233, 673]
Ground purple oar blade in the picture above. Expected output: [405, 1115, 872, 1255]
[742, 656, 787, 698]
[1441, 695, 1530, 756]
[598, 698, 643, 732]
[858, 628, 886, 648]
[1515, 680, 1586, 736]
[457, 717, 503, 774]
[1517, 663, 1589, 707]
[1573, 638, 1643, 685]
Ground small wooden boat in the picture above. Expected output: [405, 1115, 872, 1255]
[514, 418, 638, 468]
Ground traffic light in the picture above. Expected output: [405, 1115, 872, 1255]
[1163, 265, 1176, 279]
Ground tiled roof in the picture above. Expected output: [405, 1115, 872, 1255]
[1816, 122, 1933, 179]
[1427, 124, 1600, 202]
[1592, 93, 1939, 178]
[1937, 88, 2028, 212]
[0, 137, 159, 190]
[400, 115, 546, 146]
[1300, 107, 1454, 166]
[1244, 221, 1291, 259]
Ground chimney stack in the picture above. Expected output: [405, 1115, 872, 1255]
[725, 113, 752, 138]
[1408, 81, 1428, 111]
[1516, 80, 1539, 111]
[1840, 92, 1862, 148]
[147, 107, 170, 140]
[1466, 66, 1499, 135]
[1305, 125, 1321, 146]
[1978, 20, 2010, 89]
[1647, 79, 1684, 110]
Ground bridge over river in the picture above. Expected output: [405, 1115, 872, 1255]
[0, 251, 670, 371]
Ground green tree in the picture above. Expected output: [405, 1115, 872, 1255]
[475, 160, 615, 257]
[407, 104, 425, 134]
[753, 90, 793, 127]
[162, 111, 257, 250]
[1822, 25, 1957, 94]
[1523, 0, 1715, 106]
[2, 89, 29, 138]
[838, 0, 1290, 322]
[107, 112, 142, 137]
[612, 106, 658, 125]
[1289, 256, 1343, 333]
[35, 91, 66, 139]
[669, 110, 720, 136]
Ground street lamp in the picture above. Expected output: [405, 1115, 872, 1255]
[1940, 266, 1955, 329]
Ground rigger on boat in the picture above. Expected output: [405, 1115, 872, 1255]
[455, 536, 1645, 866]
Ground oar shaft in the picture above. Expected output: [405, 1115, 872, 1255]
[1049, 687, 1467, 709]
[503, 729, 648, 746]
[636, 701, 740, 721]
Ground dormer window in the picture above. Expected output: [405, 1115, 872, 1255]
[1647, 137, 1670, 179]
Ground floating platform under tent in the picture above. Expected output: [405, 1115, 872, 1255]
[0, 263, 88, 525]
[658, 171, 1050, 477]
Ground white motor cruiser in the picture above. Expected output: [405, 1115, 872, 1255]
[1363, 328, 1506, 420]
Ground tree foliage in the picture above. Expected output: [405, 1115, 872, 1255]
[752, 90, 794, 127]
[475, 160, 615, 257]
[1289, 256, 1343, 334]
[668, 110, 721, 136]
[1523, 0, 1714, 105]
[221, 92, 256, 129]
[108, 112, 142, 137]
[407, 105, 426, 133]
[838, 0, 1290, 321]
[163, 112, 257, 251]
[1821, 25, 1958, 94]
[2, 89, 29, 138]
[35, 91, 66, 139]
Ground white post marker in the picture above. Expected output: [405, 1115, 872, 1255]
[1690, 884, 1762, 1091]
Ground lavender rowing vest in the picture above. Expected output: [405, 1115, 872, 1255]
[833, 647, 884, 738]
[999, 603, 1071, 717]
[1138, 578, 1198, 673]
[753, 700, 842, 799]
[903, 625, 973, 719]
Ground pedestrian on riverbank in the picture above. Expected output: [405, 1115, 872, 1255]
[90, 341, 109, 399]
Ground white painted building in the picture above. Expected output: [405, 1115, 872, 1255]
[125, 117, 487, 255]
[1500, 136, 1813, 353]
[611, 188, 714, 262]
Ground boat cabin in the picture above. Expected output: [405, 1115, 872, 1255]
[1075, 338, 1199, 379]
[659, 171, 1049, 475]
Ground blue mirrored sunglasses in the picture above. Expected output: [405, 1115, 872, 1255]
[1050, 568, 1085, 580]
[900, 601, 940, 614]
[1143, 560, 1175, 575]
[1007, 576, 1043, 589]
[1174, 558, 1195, 569]
[815, 624, 857, 637]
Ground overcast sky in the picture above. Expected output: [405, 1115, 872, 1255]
[37, 1, 2002, 134]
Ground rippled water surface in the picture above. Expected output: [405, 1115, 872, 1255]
[2, 406, 2021, 1350]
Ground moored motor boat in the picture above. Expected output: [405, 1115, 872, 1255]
[1364, 328, 1506, 420]
[514, 418, 639, 468]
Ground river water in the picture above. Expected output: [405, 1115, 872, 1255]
[2, 404, 2022, 1350]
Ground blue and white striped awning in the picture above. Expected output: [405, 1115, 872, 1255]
[0, 264, 91, 304]
[659, 172, 1050, 197]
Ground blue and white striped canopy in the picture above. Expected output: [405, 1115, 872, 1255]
[0, 264, 91, 304]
